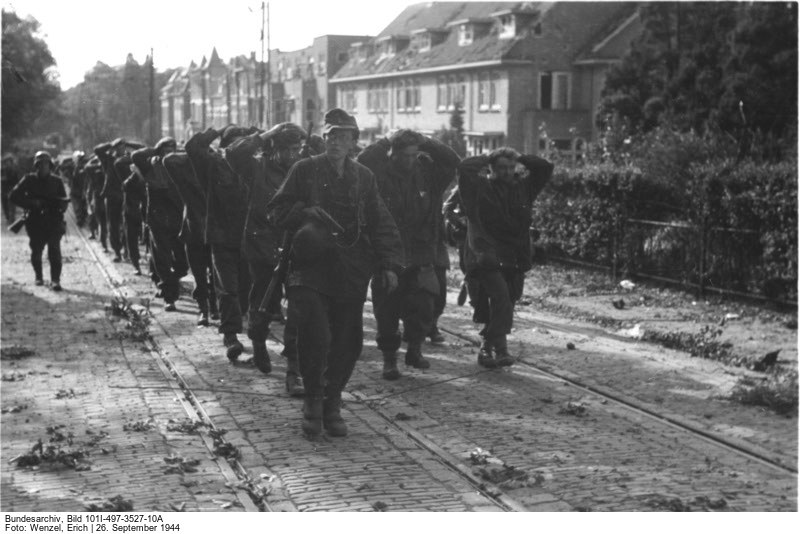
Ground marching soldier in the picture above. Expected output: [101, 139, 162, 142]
[8, 151, 69, 290]
[225, 122, 308, 396]
[358, 130, 459, 380]
[456, 147, 553, 368]
[266, 108, 403, 437]
[185, 126, 253, 361]
[84, 155, 108, 249]
[122, 163, 147, 275]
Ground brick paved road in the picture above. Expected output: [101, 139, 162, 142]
[2, 209, 796, 513]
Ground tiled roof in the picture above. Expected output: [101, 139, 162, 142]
[376, 1, 523, 38]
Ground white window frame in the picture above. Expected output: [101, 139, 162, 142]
[499, 15, 515, 39]
[538, 71, 572, 110]
[458, 24, 473, 46]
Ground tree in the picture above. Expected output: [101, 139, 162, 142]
[1, 10, 61, 145]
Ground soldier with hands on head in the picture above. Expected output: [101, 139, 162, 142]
[358, 129, 459, 380]
[266, 108, 404, 438]
[9, 151, 69, 290]
[456, 147, 553, 368]
[225, 122, 308, 395]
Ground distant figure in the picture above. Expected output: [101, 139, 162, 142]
[457, 147, 553, 368]
[9, 151, 69, 290]
[1, 153, 21, 223]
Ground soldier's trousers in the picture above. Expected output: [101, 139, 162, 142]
[371, 266, 436, 353]
[185, 242, 216, 314]
[286, 286, 363, 397]
[124, 213, 141, 269]
[210, 244, 249, 335]
[105, 196, 123, 256]
[149, 225, 187, 304]
[89, 197, 108, 249]
[28, 231, 62, 283]
[470, 268, 525, 346]
[246, 259, 282, 343]
[433, 265, 448, 324]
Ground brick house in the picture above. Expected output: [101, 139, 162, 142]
[329, 1, 642, 157]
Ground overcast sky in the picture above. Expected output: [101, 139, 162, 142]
[2, 0, 423, 89]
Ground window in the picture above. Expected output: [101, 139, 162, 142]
[539, 71, 571, 110]
[499, 15, 515, 39]
[397, 79, 420, 113]
[340, 85, 357, 112]
[367, 83, 388, 113]
[437, 76, 446, 111]
[478, 71, 499, 111]
[458, 24, 473, 46]
[533, 22, 542, 36]
[396, 80, 406, 112]
[419, 33, 431, 52]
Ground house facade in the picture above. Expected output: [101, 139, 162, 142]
[159, 36, 371, 142]
[330, 2, 642, 157]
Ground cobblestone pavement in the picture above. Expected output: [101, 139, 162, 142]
[1, 211, 797, 513]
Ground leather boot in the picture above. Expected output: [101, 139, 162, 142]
[494, 338, 515, 367]
[285, 356, 305, 398]
[428, 325, 445, 344]
[323, 394, 347, 437]
[223, 333, 243, 361]
[302, 395, 323, 437]
[405, 343, 430, 369]
[477, 341, 496, 369]
[382, 351, 401, 380]
[197, 306, 209, 327]
[252, 340, 272, 374]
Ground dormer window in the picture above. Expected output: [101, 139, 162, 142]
[458, 24, 473, 46]
[499, 14, 515, 38]
[419, 33, 431, 52]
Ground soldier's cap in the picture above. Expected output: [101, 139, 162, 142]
[389, 129, 425, 150]
[220, 125, 258, 149]
[322, 108, 359, 137]
[155, 136, 177, 152]
[33, 151, 53, 165]
[272, 123, 307, 148]
[111, 137, 126, 148]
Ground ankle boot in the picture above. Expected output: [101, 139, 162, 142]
[285, 356, 305, 397]
[494, 339, 515, 367]
[477, 342, 496, 369]
[405, 343, 431, 369]
[323, 394, 347, 437]
[223, 333, 243, 361]
[302, 395, 323, 436]
[382, 351, 401, 380]
[252, 340, 272, 374]
[197, 308, 209, 326]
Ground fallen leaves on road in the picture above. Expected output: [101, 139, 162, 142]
[394, 412, 413, 421]
[372, 501, 388, 511]
[566, 342, 576, 350]
[123, 418, 156, 432]
[85, 495, 134, 512]
[166, 418, 207, 434]
[558, 401, 587, 417]
[163, 454, 200, 474]
[1, 404, 28, 414]
[0, 345, 35, 360]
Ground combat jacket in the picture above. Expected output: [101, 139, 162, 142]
[162, 152, 206, 245]
[185, 131, 248, 247]
[225, 134, 287, 263]
[122, 172, 146, 224]
[131, 148, 183, 234]
[457, 154, 553, 274]
[93, 143, 124, 201]
[9, 172, 68, 237]
[266, 154, 404, 302]
[358, 137, 458, 268]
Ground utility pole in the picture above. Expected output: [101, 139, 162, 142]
[149, 47, 156, 144]
[259, 1, 265, 128]
[266, 1, 271, 127]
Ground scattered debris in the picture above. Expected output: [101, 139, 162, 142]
[170, 502, 186, 512]
[474, 464, 545, 491]
[356, 483, 373, 492]
[729, 370, 798, 416]
[1, 404, 28, 414]
[55, 389, 77, 399]
[9, 435, 89, 470]
[106, 296, 151, 341]
[163, 455, 200, 474]
[559, 401, 587, 417]
[752, 350, 780, 372]
[468, 448, 494, 466]
[213, 442, 240, 460]
[166, 418, 207, 434]
[619, 324, 643, 339]
[0, 345, 35, 360]
[724, 313, 741, 321]
[612, 299, 625, 310]
[85, 495, 134, 512]
[640, 494, 691, 512]
[619, 280, 636, 291]
[566, 342, 576, 350]
[394, 412, 412, 421]
[372, 501, 388, 512]
[692, 496, 727, 510]
[1, 372, 26, 382]
[123, 418, 156, 432]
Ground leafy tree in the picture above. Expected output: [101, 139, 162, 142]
[1, 10, 61, 145]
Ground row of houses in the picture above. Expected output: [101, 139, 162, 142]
[159, 1, 642, 156]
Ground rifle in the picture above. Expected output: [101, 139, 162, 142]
[257, 230, 293, 313]
[7, 194, 69, 233]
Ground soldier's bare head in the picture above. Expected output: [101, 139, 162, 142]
[488, 147, 520, 182]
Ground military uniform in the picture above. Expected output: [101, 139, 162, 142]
[457, 152, 553, 367]
[185, 127, 252, 360]
[121, 167, 146, 275]
[267, 108, 403, 437]
[95, 140, 143, 261]
[84, 156, 108, 249]
[358, 132, 458, 379]
[9, 152, 69, 289]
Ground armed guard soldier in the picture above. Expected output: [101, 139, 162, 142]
[163, 149, 218, 326]
[225, 122, 308, 396]
[9, 151, 69, 290]
[132, 138, 188, 311]
[186, 126, 253, 360]
[94, 138, 144, 262]
[358, 130, 459, 380]
[266, 108, 404, 437]
[457, 147, 553, 368]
